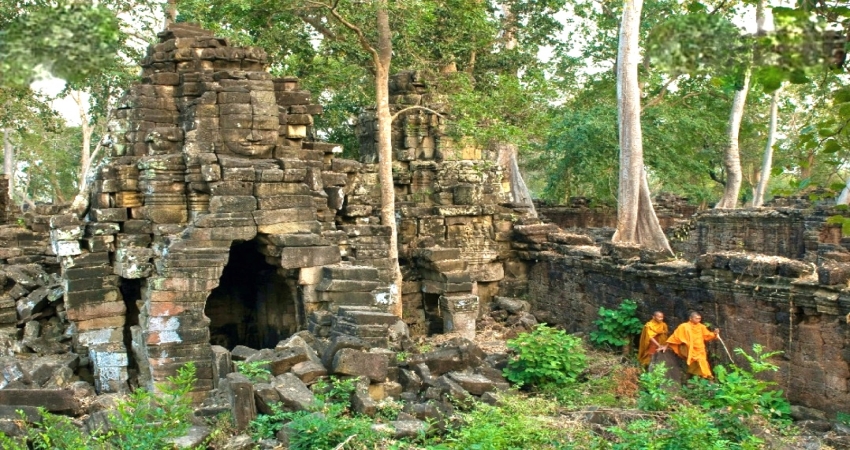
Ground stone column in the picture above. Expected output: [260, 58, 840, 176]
[439, 294, 479, 339]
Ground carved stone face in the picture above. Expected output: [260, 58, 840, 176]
[218, 83, 278, 158]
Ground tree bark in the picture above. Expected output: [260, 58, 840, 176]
[3, 127, 12, 196]
[70, 90, 96, 191]
[612, 0, 672, 255]
[715, 71, 750, 209]
[837, 179, 850, 205]
[165, 0, 177, 27]
[373, 1, 402, 317]
[753, 89, 779, 207]
[496, 142, 536, 217]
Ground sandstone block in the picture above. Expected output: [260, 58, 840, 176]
[224, 373, 256, 431]
[321, 335, 370, 368]
[448, 371, 495, 396]
[253, 383, 282, 415]
[274, 373, 315, 411]
[291, 361, 327, 384]
[332, 349, 388, 382]
[279, 246, 340, 269]
[269, 347, 310, 376]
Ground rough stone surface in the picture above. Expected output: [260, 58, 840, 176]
[331, 348, 388, 383]
[274, 373, 315, 411]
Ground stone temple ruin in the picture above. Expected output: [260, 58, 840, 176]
[40, 23, 530, 399]
[2, 23, 850, 443]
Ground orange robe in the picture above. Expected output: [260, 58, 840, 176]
[666, 322, 718, 378]
[638, 320, 668, 367]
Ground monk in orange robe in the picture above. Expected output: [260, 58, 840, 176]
[638, 311, 669, 368]
[666, 312, 719, 378]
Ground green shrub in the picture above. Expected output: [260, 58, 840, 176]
[684, 345, 790, 421]
[503, 324, 587, 388]
[608, 419, 665, 450]
[637, 363, 674, 412]
[234, 360, 272, 383]
[1, 363, 197, 449]
[100, 362, 197, 449]
[249, 376, 381, 449]
[250, 403, 289, 441]
[282, 403, 380, 450]
[440, 394, 566, 449]
[589, 299, 643, 350]
[609, 406, 733, 450]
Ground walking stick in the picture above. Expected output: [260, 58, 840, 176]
[715, 333, 736, 364]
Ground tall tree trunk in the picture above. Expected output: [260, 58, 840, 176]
[753, 89, 779, 207]
[309, 0, 402, 316]
[612, 0, 672, 255]
[501, 3, 518, 51]
[71, 90, 94, 190]
[3, 127, 12, 196]
[838, 179, 850, 205]
[715, 71, 750, 209]
[496, 142, 536, 217]
[374, 1, 402, 317]
[165, 0, 177, 27]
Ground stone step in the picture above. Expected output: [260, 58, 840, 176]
[317, 279, 381, 292]
[336, 307, 400, 326]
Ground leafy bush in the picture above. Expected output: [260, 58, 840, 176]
[439, 394, 566, 449]
[684, 345, 790, 421]
[235, 360, 272, 383]
[250, 403, 289, 441]
[105, 362, 196, 449]
[1, 363, 197, 449]
[609, 406, 733, 450]
[589, 299, 643, 350]
[504, 324, 587, 388]
[282, 403, 380, 450]
[637, 362, 675, 412]
[250, 376, 381, 449]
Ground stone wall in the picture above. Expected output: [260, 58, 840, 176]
[515, 222, 850, 415]
[536, 193, 698, 235]
[679, 209, 812, 261]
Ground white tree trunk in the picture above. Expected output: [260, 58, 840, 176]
[612, 0, 672, 255]
[3, 128, 12, 176]
[715, 71, 750, 209]
[837, 178, 850, 205]
[496, 143, 536, 217]
[753, 89, 779, 207]
[374, 2, 403, 317]
[71, 90, 94, 189]
[3, 127, 12, 195]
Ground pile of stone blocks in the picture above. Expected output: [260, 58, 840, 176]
[207, 329, 509, 443]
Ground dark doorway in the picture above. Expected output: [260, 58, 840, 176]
[422, 293, 444, 335]
[120, 278, 142, 380]
[205, 240, 296, 350]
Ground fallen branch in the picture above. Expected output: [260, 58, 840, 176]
[333, 434, 357, 449]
